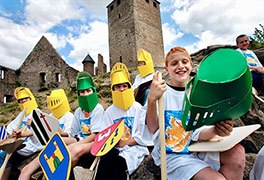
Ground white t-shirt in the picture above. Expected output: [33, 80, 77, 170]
[68, 104, 104, 139]
[141, 85, 220, 180]
[132, 73, 153, 91]
[103, 102, 149, 175]
[6, 110, 43, 156]
[57, 111, 74, 133]
[236, 48, 262, 67]
[250, 146, 264, 180]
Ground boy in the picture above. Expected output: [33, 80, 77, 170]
[95, 62, 149, 180]
[250, 145, 264, 180]
[144, 47, 245, 179]
[67, 71, 104, 168]
[19, 88, 75, 179]
[0, 87, 42, 180]
[132, 48, 154, 105]
[236, 34, 264, 91]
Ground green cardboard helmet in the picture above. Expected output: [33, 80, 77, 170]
[77, 72, 98, 113]
[182, 48, 252, 131]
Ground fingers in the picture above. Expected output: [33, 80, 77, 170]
[215, 120, 234, 137]
[149, 71, 167, 101]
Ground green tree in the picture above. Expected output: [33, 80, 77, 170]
[249, 24, 264, 49]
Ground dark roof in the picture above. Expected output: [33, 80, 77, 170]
[82, 54, 95, 64]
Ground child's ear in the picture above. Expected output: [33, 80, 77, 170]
[165, 66, 168, 72]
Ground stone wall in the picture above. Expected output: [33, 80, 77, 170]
[0, 65, 18, 104]
[83, 62, 95, 76]
[96, 54, 107, 75]
[18, 36, 78, 92]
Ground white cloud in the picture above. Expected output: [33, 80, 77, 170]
[0, 0, 110, 69]
[162, 23, 183, 48]
[171, 0, 264, 52]
[68, 21, 109, 72]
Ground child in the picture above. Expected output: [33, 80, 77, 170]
[236, 34, 264, 92]
[19, 88, 75, 179]
[67, 71, 104, 168]
[132, 48, 154, 105]
[250, 145, 264, 180]
[95, 62, 149, 180]
[144, 47, 245, 180]
[0, 87, 42, 180]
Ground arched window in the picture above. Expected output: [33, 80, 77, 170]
[40, 72, 46, 83]
[56, 73, 61, 83]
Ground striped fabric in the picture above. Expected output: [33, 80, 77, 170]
[0, 126, 7, 140]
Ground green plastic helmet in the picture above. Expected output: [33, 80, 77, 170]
[182, 48, 252, 131]
[77, 72, 98, 112]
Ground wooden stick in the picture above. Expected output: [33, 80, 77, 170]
[157, 72, 167, 180]
[89, 156, 99, 171]
[253, 93, 264, 103]
[0, 107, 27, 179]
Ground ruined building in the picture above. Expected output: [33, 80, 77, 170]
[0, 36, 79, 104]
[96, 54, 107, 75]
[18, 36, 78, 92]
[0, 65, 18, 103]
[107, 0, 164, 68]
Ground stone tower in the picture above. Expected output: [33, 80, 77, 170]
[82, 53, 95, 76]
[107, 0, 164, 69]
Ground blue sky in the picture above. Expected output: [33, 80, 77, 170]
[0, 0, 263, 72]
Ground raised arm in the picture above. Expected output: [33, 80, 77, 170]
[146, 72, 167, 133]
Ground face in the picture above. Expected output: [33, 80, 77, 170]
[18, 97, 31, 104]
[165, 51, 192, 87]
[237, 36, 250, 50]
[79, 88, 93, 96]
[138, 61, 146, 66]
[113, 83, 129, 92]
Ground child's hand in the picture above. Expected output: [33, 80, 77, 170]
[148, 72, 167, 101]
[214, 120, 234, 137]
[11, 130, 22, 138]
[255, 66, 264, 74]
[116, 139, 127, 148]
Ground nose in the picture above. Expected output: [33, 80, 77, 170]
[178, 61, 184, 69]
[120, 86, 125, 92]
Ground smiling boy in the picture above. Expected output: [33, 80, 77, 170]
[144, 47, 245, 180]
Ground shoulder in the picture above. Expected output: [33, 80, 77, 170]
[95, 103, 104, 110]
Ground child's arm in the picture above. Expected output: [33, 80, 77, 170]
[58, 128, 69, 137]
[250, 66, 264, 74]
[198, 120, 234, 141]
[117, 138, 137, 148]
[78, 133, 96, 144]
[146, 72, 167, 133]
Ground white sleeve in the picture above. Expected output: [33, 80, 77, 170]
[132, 104, 154, 146]
[68, 109, 81, 137]
[100, 108, 114, 131]
[90, 104, 105, 133]
[62, 112, 74, 133]
[6, 112, 24, 134]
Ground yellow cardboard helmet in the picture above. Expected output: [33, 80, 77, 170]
[47, 89, 70, 119]
[111, 62, 135, 110]
[14, 87, 38, 115]
[137, 48, 154, 77]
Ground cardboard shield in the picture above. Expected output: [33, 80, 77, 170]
[91, 120, 124, 156]
[188, 124, 260, 152]
[31, 109, 59, 146]
[39, 132, 71, 180]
